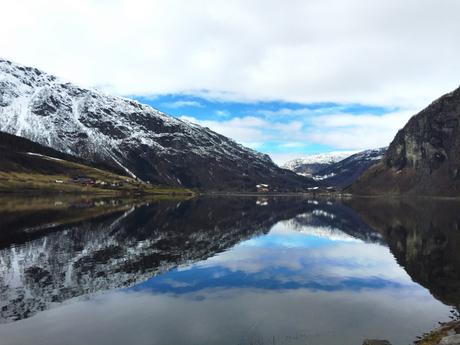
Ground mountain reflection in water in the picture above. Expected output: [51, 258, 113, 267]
[0, 196, 459, 345]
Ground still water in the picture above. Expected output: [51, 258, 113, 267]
[0, 196, 459, 345]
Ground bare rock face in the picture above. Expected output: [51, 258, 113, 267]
[350, 86, 460, 196]
[0, 59, 311, 192]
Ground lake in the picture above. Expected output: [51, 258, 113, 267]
[0, 196, 459, 345]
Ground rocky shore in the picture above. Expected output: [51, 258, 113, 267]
[361, 320, 460, 345]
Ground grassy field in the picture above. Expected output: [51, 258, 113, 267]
[0, 153, 193, 196]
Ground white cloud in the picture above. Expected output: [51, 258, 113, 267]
[182, 109, 414, 165]
[1, 0, 459, 109]
[257, 108, 317, 117]
[215, 110, 230, 117]
[180, 115, 271, 145]
[161, 100, 203, 109]
[279, 142, 305, 148]
[306, 110, 414, 149]
[180, 115, 308, 147]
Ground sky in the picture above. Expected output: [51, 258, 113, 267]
[1, 0, 459, 164]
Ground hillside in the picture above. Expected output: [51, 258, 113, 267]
[314, 148, 386, 188]
[0, 59, 311, 192]
[0, 131, 190, 195]
[350, 86, 460, 196]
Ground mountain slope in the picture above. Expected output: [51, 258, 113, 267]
[350, 86, 460, 196]
[282, 151, 355, 177]
[0, 59, 311, 192]
[0, 131, 189, 194]
[313, 148, 386, 188]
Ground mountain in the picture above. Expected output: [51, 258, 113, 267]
[0, 59, 310, 192]
[282, 149, 386, 188]
[350, 86, 460, 196]
[0, 130, 189, 194]
[313, 148, 386, 188]
[282, 151, 356, 177]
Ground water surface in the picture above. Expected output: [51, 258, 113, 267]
[0, 196, 458, 345]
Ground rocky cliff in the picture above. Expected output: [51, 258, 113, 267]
[350, 86, 460, 196]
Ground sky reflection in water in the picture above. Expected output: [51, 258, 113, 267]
[0, 206, 453, 345]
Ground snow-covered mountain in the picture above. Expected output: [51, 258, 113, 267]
[283, 148, 386, 188]
[0, 59, 310, 191]
[314, 148, 386, 188]
[282, 151, 356, 177]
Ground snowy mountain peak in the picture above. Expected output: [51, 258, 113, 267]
[282, 151, 357, 177]
[0, 58, 310, 191]
[283, 151, 357, 169]
[312, 147, 387, 187]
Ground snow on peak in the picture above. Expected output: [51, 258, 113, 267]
[0, 59, 273, 167]
[282, 151, 357, 170]
[347, 147, 386, 161]
[0, 58, 305, 189]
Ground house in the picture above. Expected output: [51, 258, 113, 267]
[256, 184, 270, 192]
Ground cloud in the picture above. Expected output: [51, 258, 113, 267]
[161, 100, 204, 109]
[180, 115, 271, 145]
[306, 110, 414, 149]
[279, 142, 305, 148]
[214, 110, 230, 117]
[180, 115, 307, 149]
[181, 109, 414, 164]
[1, 0, 459, 109]
[257, 108, 317, 117]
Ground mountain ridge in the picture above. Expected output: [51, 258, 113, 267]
[0, 58, 311, 192]
[283, 148, 386, 188]
[314, 148, 386, 188]
[282, 151, 356, 177]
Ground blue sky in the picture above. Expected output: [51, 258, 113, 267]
[138, 94, 407, 164]
[3, 0, 459, 164]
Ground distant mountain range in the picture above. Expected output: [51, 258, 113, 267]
[314, 148, 386, 188]
[282, 151, 356, 177]
[283, 148, 386, 188]
[350, 86, 460, 196]
[0, 59, 310, 192]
